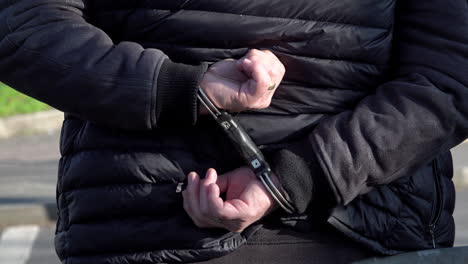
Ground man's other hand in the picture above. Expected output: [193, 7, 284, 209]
[182, 167, 279, 232]
[200, 49, 285, 113]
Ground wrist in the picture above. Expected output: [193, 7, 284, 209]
[257, 175, 280, 214]
[258, 171, 295, 214]
[199, 102, 210, 115]
[268, 173, 289, 201]
[264, 173, 283, 213]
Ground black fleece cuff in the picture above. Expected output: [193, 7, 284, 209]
[155, 60, 208, 127]
[267, 139, 336, 214]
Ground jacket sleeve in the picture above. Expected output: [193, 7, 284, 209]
[269, 0, 468, 213]
[0, 0, 207, 130]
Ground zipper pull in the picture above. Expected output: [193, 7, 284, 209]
[429, 227, 436, 249]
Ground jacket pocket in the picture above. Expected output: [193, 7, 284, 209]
[428, 158, 443, 248]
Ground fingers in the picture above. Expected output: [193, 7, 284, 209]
[183, 172, 200, 218]
[199, 49, 284, 112]
[182, 167, 277, 233]
[237, 49, 285, 109]
[241, 49, 285, 87]
[212, 59, 248, 82]
[216, 173, 228, 193]
[182, 169, 231, 229]
[239, 59, 272, 109]
[239, 59, 271, 98]
[206, 181, 225, 217]
[199, 169, 218, 216]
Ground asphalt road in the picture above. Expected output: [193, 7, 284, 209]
[0, 226, 60, 264]
[0, 131, 59, 207]
[0, 131, 467, 263]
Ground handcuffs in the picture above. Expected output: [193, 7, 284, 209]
[198, 88, 296, 214]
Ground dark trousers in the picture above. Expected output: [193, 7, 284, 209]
[189, 223, 376, 264]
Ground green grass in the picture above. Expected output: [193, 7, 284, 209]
[0, 83, 51, 118]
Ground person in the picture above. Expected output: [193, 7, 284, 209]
[0, 0, 467, 263]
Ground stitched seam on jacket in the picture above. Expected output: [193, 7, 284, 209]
[173, 9, 389, 30]
[56, 230, 245, 256]
[61, 146, 190, 159]
[144, 43, 388, 67]
[245, 241, 318, 245]
[283, 51, 384, 68]
[60, 244, 240, 262]
[365, 140, 454, 186]
[5, 14, 155, 84]
[59, 211, 183, 229]
[4, 37, 155, 90]
[59, 182, 180, 196]
[4, 37, 154, 84]
[95, 8, 390, 31]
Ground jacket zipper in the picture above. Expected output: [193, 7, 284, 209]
[429, 159, 443, 249]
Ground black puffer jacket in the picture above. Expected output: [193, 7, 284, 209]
[0, 0, 467, 263]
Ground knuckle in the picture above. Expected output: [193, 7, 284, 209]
[277, 65, 285, 76]
[251, 100, 263, 109]
[245, 211, 257, 220]
[249, 49, 260, 55]
[248, 55, 261, 64]
[280, 64, 286, 73]
[256, 101, 266, 109]
[263, 49, 274, 56]
[258, 104, 268, 110]
[250, 60, 261, 67]
[272, 63, 284, 74]
[200, 181, 208, 189]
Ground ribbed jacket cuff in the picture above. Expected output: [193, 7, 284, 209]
[155, 60, 208, 127]
[267, 139, 336, 214]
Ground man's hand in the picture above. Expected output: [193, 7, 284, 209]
[200, 49, 285, 112]
[182, 167, 280, 232]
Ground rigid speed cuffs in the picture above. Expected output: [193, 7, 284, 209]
[197, 87, 296, 214]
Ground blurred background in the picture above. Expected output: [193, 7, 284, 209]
[0, 82, 467, 263]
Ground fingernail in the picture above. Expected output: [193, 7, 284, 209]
[188, 172, 196, 182]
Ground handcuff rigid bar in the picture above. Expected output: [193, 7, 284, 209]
[197, 88, 296, 214]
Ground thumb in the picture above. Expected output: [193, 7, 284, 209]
[236, 58, 253, 78]
[216, 173, 229, 193]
